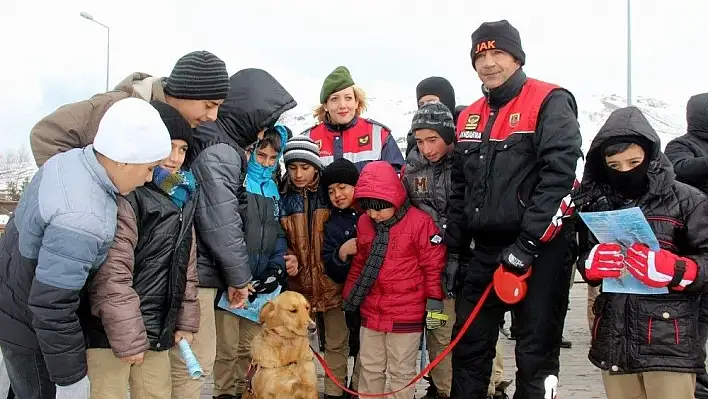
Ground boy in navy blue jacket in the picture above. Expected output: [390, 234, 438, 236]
[321, 158, 361, 394]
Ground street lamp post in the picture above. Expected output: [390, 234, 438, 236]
[626, 0, 632, 106]
[80, 12, 110, 92]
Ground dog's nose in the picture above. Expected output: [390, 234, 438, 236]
[307, 320, 317, 334]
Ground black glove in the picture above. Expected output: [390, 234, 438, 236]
[499, 237, 539, 275]
[443, 222, 471, 255]
[442, 253, 459, 299]
[249, 269, 284, 302]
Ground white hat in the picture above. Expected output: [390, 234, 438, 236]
[93, 98, 172, 164]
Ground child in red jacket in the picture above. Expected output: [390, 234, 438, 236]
[342, 161, 446, 399]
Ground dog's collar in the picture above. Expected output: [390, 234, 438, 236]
[265, 328, 310, 339]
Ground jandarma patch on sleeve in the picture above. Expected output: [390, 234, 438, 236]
[430, 234, 443, 245]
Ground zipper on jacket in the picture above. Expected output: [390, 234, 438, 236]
[305, 191, 320, 312]
[166, 204, 192, 346]
[478, 110, 498, 198]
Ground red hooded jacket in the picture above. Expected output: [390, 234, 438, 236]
[343, 161, 445, 333]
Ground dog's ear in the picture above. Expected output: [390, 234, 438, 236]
[260, 301, 275, 325]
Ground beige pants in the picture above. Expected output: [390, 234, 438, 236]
[426, 298, 456, 396]
[86, 348, 171, 399]
[602, 370, 696, 399]
[587, 285, 601, 331]
[212, 310, 262, 396]
[322, 307, 351, 396]
[488, 338, 505, 396]
[352, 353, 362, 390]
[359, 327, 421, 399]
[170, 287, 217, 399]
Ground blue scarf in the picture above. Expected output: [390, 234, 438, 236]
[246, 124, 288, 200]
[152, 166, 196, 208]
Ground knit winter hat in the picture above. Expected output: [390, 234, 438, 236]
[164, 51, 230, 100]
[150, 101, 193, 148]
[416, 77, 456, 116]
[321, 158, 359, 189]
[93, 98, 172, 164]
[411, 102, 456, 145]
[358, 197, 394, 211]
[283, 136, 323, 170]
[320, 66, 355, 104]
[471, 20, 525, 69]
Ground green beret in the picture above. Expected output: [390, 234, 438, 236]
[320, 66, 355, 104]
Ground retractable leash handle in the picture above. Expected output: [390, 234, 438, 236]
[493, 265, 532, 305]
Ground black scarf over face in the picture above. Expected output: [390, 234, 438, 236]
[601, 136, 652, 200]
[603, 157, 650, 199]
[342, 199, 411, 312]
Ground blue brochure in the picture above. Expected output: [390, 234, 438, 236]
[579, 207, 668, 295]
[217, 285, 283, 323]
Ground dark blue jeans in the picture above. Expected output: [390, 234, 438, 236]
[0, 345, 54, 399]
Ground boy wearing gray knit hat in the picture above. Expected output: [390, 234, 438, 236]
[30, 50, 230, 167]
[410, 102, 456, 163]
[401, 100, 458, 398]
[279, 134, 352, 399]
[283, 136, 324, 171]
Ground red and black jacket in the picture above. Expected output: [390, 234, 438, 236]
[304, 117, 404, 172]
[446, 69, 582, 252]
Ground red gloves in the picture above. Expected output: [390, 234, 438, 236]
[584, 243, 624, 281]
[625, 243, 698, 291]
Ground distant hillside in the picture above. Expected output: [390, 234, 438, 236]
[280, 93, 686, 155]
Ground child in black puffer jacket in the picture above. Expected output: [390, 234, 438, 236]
[575, 106, 708, 399]
[321, 158, 362, 393]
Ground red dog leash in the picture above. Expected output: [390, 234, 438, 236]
[311, 282, 494, 398]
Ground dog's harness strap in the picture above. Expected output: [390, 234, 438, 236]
[246, 363, 258, 394]
[245, 361, 299, 394]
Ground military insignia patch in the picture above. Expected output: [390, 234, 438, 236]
[465, 114, 480, 131]
[509, 113, 520, 128]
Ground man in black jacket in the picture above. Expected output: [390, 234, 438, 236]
[664, 92, 708, 399]
[173, 68, 297, 398]
[447, 20, 582, 398]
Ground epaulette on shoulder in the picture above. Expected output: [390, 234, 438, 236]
[364, 118, 392, 133]
[299, 123, 323, 137]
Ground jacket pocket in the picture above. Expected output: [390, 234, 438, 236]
[390, 233, 415, 260]
[588, 294, 615, 368]
[634, 298, 695, 357]
[591, 294, 610, 342]
[458, 142, 481, 186]
[479, 135, 535, 231]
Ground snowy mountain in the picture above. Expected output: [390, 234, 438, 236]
[575, 94, 685, 152]
[0, 93, 687, 198]
[280, 93, 687, 156]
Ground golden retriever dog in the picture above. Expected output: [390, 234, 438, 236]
[242, 291, 318, 399]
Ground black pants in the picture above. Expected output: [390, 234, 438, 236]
[0, 344, 54, 399]
[451, 231, 574, 399]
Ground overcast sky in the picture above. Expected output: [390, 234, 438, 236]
[1, 0, 706, 151]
